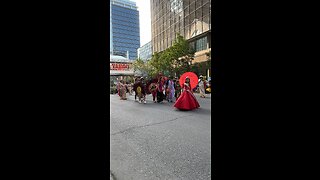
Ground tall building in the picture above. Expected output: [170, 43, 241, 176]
[137, 41, 153, 61]
[151, 0, 211, 64]
[110, 0, 140, 60]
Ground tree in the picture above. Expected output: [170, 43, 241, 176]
[146, 34, 195, 78]
[132, 58, 150, 77]
[171, 34, 195, 77]
[148, 52, 162, 77]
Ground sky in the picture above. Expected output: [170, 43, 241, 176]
[135, 0, 151, 46]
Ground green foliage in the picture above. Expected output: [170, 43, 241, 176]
[133, 34, 198, 78]
[146, 33, 196, 78]
[132, 58, 151, 77]
[132, 58, 145, 72]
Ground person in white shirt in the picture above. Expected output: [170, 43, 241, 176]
[198, 75, 206, 98]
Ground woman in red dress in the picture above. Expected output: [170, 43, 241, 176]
[174, 77, 200, 110]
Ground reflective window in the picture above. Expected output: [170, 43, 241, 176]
[150, 0, 211, 52]
[184, 15, 190, 27]
[189, 41, 195, 51]
[202, 3, 210, 16]
[180, 27, 184, 37]
[203, 15, 210, 32]
[190, 1, 195, 13]
[111, 3, 140, 60]
[196, 8, 202, 20]
[192, 36, 207, 52]
[184, 6, 189, 18]
[196, 20, 202, 35]
[196, 0, 202, 9]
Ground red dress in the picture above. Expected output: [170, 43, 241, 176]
[174, 83, 200, 110]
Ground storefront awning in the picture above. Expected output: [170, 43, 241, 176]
[110, 70, 134, 76]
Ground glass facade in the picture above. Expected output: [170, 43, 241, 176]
[189, 36, 208, 52]
[138, 41, 152, 61]
[110, 0, 140, 60]
[151, 0, 211, 53]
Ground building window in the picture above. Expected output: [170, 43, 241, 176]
[196, 0, 202, 9]
[190, 41, 195, 51]
[190, 36, 208, 52]
[190, 1, 195, 13]
[203, 15, 210, 32]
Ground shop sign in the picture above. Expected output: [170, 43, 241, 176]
[110, 63, 130, 71]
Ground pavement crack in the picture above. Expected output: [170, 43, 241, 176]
[111, 114, 193, 136]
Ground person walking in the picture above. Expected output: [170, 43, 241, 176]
[198, 75, 206, 98]
[165, 78, 169, 102]
[167, 76, 175, 102]
[119, 80, 127, 100]
[134, 77, 146, 104]
[157, 76, 164, 103]
[140, 77, 147, 104]
[127, 81, 133, 95]
[149, 82, 157, 103]
[133, 77, 140, 101]
[175, 79, 181, 100]
[116, 81, 120, 97]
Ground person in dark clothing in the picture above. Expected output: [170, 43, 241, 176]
[175, 79, 181, 99]
[134, 77, 147, 104]
[133, 77, 140, 102]
[157, 76, 164, 103]
[149, 82, 157, 103]
[165, 78, 169, 101]
[140, 77, 147, 103]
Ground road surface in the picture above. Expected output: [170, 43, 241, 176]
[110, 93, 211, 180]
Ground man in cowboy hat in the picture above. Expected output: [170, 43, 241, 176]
[198, 75, 206, 98]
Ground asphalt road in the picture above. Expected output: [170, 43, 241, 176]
[110, 93, 211, 180]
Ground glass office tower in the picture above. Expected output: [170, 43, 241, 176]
[151, 0, 211, 53]
[110, 0, 140, 60]
[151, 0, 211, 78]
[137, 41, 152, 61]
